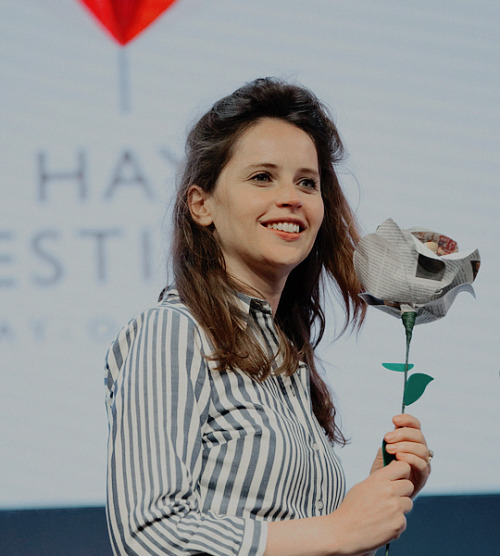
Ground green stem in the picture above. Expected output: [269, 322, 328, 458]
[401, 311, 416, 414]
[386, 311, 416, 556]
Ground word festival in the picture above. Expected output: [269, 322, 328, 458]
[1, 148, 179, 289]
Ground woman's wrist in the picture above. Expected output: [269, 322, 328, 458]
[264, 513, 340, 556]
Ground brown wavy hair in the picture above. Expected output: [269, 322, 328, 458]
[165, 77, 365, 444]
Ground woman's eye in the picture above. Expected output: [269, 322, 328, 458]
[251, 172, 271, 183]
[299, 178, 318, 189]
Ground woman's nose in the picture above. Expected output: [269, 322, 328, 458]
[276, 181, 303, 208]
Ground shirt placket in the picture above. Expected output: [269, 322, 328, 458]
[253, 301, 333, 516]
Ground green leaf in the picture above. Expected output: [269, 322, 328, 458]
[382, 439, 396, 466]
[382, 363, 414, 372]
[403, 373, 434, 406]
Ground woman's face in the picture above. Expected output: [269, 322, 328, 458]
[190, 117, 324, 291]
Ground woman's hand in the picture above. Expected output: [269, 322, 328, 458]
[328, 460, 414, 554]
[265, 461, 414, 556]
[265, 414, 431, 556]
[371, 413, 431, 497]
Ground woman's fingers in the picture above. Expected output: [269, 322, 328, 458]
[330, 461, 416, 552]
[383, 414, 432, 497]
[392, 413, 421, 429]
[384, 440, 428, 459]
[385, 427, 425, 443]
[385, 414, 429, 459]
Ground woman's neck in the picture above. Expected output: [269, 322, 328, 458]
[229, 273, 286, 314]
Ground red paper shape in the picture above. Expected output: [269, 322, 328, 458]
[78, 0, 177, 45]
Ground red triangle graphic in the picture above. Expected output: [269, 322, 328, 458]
[78, 0, 177, 45]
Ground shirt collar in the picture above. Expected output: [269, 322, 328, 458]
[235, 290, 273, 316]
[162, 286, 273, 316]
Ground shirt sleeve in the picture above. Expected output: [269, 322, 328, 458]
[105, 306, 268, 556]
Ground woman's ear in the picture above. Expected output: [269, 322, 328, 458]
[187, 184, 213, 226]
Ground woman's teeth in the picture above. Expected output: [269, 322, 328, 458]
[266, 222, 300, 233]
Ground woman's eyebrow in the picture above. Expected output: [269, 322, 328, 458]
[245, 162, 279, 171]
[245, 162, 319, 177]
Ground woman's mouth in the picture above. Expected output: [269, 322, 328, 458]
[265, 222, 301, 234]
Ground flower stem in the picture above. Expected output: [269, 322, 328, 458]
[401, 311, 416, 414]
[386, 311, 417, 556]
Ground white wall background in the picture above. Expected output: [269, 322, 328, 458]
[1, 0, 499, 508]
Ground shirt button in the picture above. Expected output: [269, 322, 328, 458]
[315, 500, 324, 510]
[311, 441, 320, 451]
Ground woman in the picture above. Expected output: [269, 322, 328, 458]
[105, 77, 431, 555]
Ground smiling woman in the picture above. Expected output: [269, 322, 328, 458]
[188, 118, 324, 305]
[104, 78, 432, 556]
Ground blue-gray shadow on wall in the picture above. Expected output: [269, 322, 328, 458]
[0, 494, 499, 555]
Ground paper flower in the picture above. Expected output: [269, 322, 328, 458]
[353, 219, 480, 555]
[353, 218, 480, 324]
[353, 219, 481, 411]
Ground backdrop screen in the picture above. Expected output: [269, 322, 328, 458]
[1, 0, 499, 507]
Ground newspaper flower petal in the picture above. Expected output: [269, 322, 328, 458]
[354, 219, 480, 324]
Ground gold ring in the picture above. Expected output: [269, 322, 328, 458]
[427, 449, 434, 463]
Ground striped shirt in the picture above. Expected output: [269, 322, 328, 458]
[105, 287, 345, 556]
